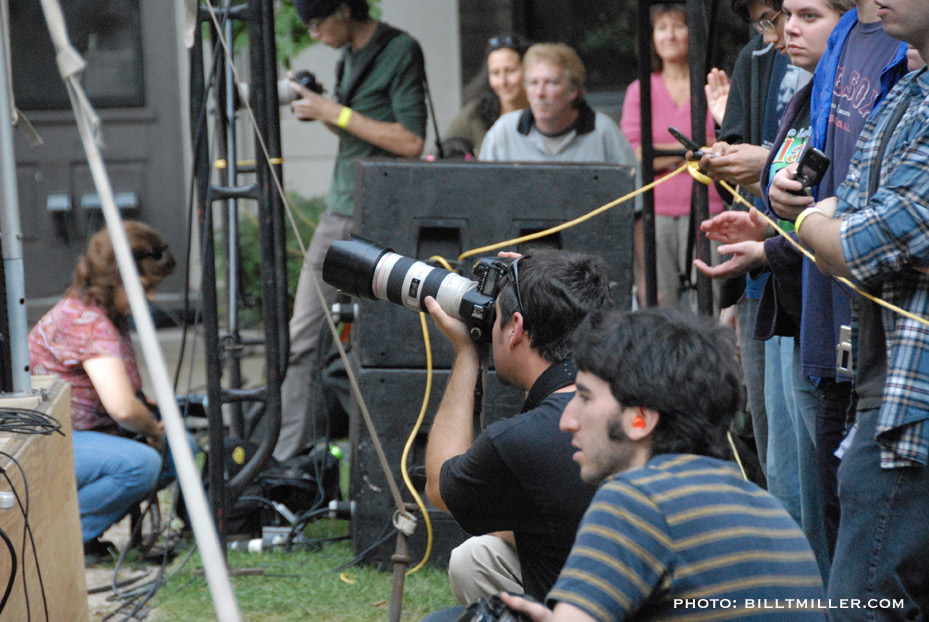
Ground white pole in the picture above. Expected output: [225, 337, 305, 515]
[34, 0, 243, 619]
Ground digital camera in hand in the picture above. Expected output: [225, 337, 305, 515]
[456, 595, 535, 622]
[291, 70, 325, 95]
[238, 69, 326, 107]
[323, 236, 510, 343]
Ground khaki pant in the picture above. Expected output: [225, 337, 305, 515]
[448, 535, 522, 605]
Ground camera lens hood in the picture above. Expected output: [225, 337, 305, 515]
[323, 236, 391, 301]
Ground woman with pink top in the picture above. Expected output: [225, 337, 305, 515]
[621, 3, 724, 308]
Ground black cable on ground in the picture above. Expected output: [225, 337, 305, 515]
[0, 450, 49, 622]
[333, 519, 397, 573]
[0, 526, 17, 615]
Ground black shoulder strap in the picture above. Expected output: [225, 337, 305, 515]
[521, 361, 577, 413]
[334, 24, 405, 106]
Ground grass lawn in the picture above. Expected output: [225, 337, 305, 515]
[152, 518, 459, 621]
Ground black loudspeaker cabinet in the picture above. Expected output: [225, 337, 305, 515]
[351, 159, 636, 369]
[349, 366, 525, 569]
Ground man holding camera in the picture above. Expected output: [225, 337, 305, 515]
[276, 0, 427, 461]
[423, 250, 613, 604]
[502, 308, 826, 622]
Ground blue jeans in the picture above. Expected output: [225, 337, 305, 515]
[739, 297, 767, 474]
[763, 336, 801, 524]
[828, 409, 929, 620]
[73, 430, 199, 542]
[73, 431, 161, 542]
[790, 346, 830, 581]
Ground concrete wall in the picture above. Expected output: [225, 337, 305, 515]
[279, 0, 462, 201]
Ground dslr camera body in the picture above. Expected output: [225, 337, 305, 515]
[239, 69, 326, 108]
[456, 595, 533, 622]
[323, 237, 511, 343]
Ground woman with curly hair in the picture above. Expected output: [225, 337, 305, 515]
[29, 222, 178, 563]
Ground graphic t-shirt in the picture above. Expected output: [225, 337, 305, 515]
[768, 99, 812, 187]
[821, 20, 901, 199]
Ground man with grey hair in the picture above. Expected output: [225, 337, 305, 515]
[480, 43, 635, 164]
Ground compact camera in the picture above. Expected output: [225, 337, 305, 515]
[322, 237, 511, 343]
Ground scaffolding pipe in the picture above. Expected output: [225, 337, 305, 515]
[34, 0, 242, 617]
[0, 19, 31, 393]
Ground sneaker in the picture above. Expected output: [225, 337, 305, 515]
[83, 538, 116, 566]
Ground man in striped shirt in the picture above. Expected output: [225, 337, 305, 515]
[503, 308, 826, 622]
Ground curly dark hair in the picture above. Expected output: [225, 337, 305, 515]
[66, 221, 176, 326]
[575, 308, 742, 461]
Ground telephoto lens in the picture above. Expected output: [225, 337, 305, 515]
[322, 237, 503, 342]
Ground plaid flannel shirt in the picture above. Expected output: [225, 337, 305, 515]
[837, 67, 929, 468]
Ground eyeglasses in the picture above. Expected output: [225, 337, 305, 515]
[507, 255, 529, 314]
[307, 16, 325, 32]
[751, 10, 783, 33]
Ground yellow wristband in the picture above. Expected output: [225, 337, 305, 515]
[794, 206, 826, 235]
[336, 106, 353, 129]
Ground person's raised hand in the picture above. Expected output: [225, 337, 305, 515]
[768, 164, 815, 220]
[705, 68, 731, 126]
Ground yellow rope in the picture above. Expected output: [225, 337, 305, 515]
[716, 178, 929, 328]
[400, 312, 435, 574]
[458, 163, 691, 262]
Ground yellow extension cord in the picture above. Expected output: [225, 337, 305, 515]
[398, 157, 929, 572]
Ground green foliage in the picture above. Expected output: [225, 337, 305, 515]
[234, 193, 327, 325]
[152, 519, 458, 621]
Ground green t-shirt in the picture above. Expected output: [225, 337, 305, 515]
[327, 23, 427, 216]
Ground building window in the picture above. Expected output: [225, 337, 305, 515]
[10, 0, 144, 110]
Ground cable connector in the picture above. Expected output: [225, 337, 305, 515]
[393, 510, 417, 537]
[0, 492, 13, 510]
[328, 499, 355, 520]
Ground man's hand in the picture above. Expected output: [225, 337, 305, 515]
[500, 593, 553, 622]
[694, 240, 766, 280]
[769, 164, 815, 220]
[700, 142, 769, 188]
[289, 81, 342, 124]
[424, 296, 475, 356]
[700, 208, 769, 245]
[704, 68, 730, 126]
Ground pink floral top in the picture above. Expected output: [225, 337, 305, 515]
[28, 297, 141, 434]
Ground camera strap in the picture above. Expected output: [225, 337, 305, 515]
[334, 23, 444, 156]
[521, 360, 577, 413]
[334, 24, 406, 106]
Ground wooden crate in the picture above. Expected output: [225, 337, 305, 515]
[0, 376, 88, 622]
